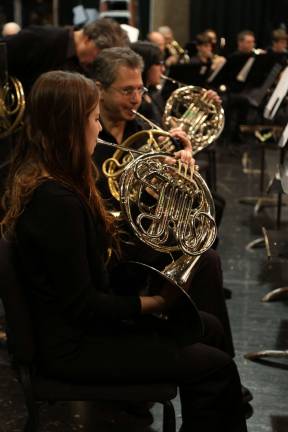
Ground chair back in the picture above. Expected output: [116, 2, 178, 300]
[0, 238, 35, 364]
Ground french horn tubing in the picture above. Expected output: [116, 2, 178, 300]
[0, 42, 25, 139]
[98, 137, 216, 326]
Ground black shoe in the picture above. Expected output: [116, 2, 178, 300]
[241, 385, 253, 404]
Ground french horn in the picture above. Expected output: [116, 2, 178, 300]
[163, 85, 225, 154]
[0, 77, 25, 139]
[0, 42, 25, 139]
[99, 137, 216, 330]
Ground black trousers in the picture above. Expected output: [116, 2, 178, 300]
[41, 311, 247, 432]
[118, 231, 236, 358]
[190, 248, 235, 357]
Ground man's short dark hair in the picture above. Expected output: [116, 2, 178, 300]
[272, 28, 287, 43]
[83, 18, 129, 49]
[196, 33, 212, 46]
[92, 47, 144, 87]
[237, 30, 255, 42]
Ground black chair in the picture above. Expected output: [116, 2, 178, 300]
[0, 239, 177, 432]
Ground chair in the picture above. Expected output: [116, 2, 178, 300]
[0, 239, 177, 432]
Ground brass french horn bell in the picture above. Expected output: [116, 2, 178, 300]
[0, 42, 25, 139]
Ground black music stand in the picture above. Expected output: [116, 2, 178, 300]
[264, 66, 288, 120]
[239, 65, 288, 250]
[245, 125, 288, 361]
[207, 52, 251, 90]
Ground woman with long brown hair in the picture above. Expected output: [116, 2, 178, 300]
[1, 70, 247, 432]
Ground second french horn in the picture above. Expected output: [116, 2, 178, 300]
[163, 85, 225, 154]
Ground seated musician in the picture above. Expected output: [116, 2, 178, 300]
[267, 28, 288, 63]
[234, 30, 256, 56]
[91, 46, 253, 410]
[131, 40, 166, 127]
[146, 30, 166, 54]
[1, 70, 248, 432]
[158, 25, 180, 67]
[190, 33, 226, 76]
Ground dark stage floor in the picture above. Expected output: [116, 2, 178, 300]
[1, 137, 288, 432]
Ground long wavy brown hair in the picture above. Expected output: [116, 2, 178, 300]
[1, 70, 116, 244]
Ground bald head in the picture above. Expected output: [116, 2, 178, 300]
[2, 22, 21, 37]
[147, 31, 166, 52]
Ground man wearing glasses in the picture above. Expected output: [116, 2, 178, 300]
[91, 47, 253, 416]
[92, 46, 192, 201]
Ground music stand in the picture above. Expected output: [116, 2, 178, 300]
[264, 66, 288, 120]
[241, 52, 278, 88]
[245, 128, 288, 360]
[207, 52, 250, 90]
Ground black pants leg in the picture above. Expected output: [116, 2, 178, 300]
[190, 249, 235, 357]
[42, 312, 247, 432]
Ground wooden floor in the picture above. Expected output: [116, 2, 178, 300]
[1, 137, 288, 431]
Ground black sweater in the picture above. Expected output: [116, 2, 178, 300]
[15, 180, 141, 361]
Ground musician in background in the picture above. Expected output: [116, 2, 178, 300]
[0, 18, 129, 201]
[267, 28, 288, 62]
[0, 69, 248, 432]
[146, 30, 166, 53]
[235, 30, 256, 55]
[131, 40, 166, 126]
[189, 32, 214, 81]
[158, 25, 179, 67]
[5, 17, 129, 96]
[204, 28, 218, 49]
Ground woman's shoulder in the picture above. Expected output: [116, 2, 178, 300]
[34, 179, 75, 199]
[31, 180, 84, 213]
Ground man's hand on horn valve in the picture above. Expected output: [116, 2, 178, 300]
[202, 89, 221, 104]
[169, 127, 192, 151]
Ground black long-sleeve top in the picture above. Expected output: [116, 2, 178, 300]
[15, 180, 141, 361]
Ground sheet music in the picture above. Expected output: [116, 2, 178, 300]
[278, 121, 288, 148]
[264, 66, 288, 120]
[207, 58, 227, 83]
[72, 5, 88, 25]
[236, 56, 255, 82]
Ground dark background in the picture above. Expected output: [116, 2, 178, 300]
[189, 0, 288, 52]
[1, 0, 288, 52]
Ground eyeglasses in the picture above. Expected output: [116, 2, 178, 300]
[108, 86, 148, 97]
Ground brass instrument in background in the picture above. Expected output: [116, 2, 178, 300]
[0, 77, 25, 139]
[163, 85, 225, 154]
[99, 137, 216, 324]
[0, 42, 25, 139]
[166, 40, 190, 64]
